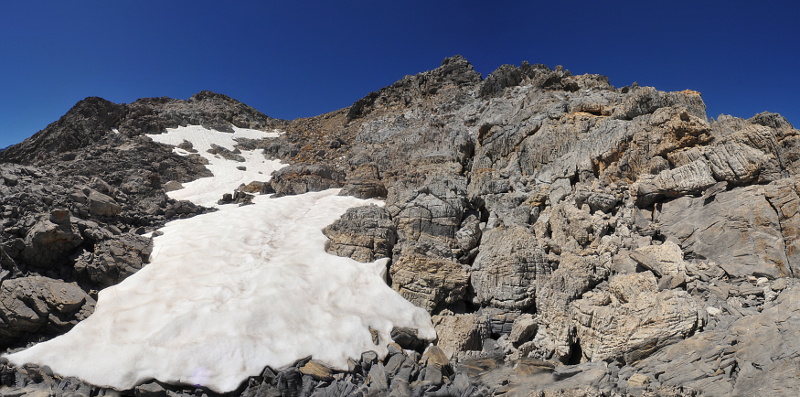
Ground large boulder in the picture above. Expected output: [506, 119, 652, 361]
[389, 256, 469, 313]
[73, 234, 153, 288]
[471, 226, 553, 310]
[269, 163, 345, 196]
[322, 205, 395, 263]
[571, 272, 698, 363]
[432, 314, 489, 359]
[629, 241, 690, 289]
[87, 190, 122, 217]
[0, 276, 95, 346]
[20, 210, 84, 268]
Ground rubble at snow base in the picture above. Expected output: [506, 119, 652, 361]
[1, 56, 800, 396]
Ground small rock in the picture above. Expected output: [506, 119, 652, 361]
[361, 351, 379, 372]
[299, 361, 334, 381]
[134, 381, 167, 397]
[627, 373, 651, 388]
[162, 181, 184, 192]
[509, 314, 537, 346]
[772, 278, 788, 291]
[391, 327, 426, 351]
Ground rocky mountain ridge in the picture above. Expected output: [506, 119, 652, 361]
[1, 55, 800, 396]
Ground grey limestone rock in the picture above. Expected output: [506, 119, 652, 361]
[73, 233, 153, 288]
[207, 143, 245, 162]
[4, 56, 800, 396]
[634, 160, 717, 206]
[471, 225, 552, 310]
[633, 286, 800, 396]
[20, 212, 83, 269]
[386, 174, 467, 256]
[322, 205, 395, 263]
[269, 163, 345, 196]
[338, 163, 387, 199]
[657, 181, 800, 278]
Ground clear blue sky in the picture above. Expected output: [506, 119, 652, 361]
[1, 1, 798, 149]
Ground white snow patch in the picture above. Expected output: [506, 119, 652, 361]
[5, 126, 436, 392]
[147, 125, 284, 207]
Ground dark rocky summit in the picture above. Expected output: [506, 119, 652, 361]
[3, 56, 800, 396]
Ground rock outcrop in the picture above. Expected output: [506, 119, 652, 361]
[322, 205, 395, 263]
[0, 276, 95, 346]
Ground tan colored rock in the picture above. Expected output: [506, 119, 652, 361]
[508, 314, 537, 347]
[627, 373, 651, 388]
[630, 241, 689, 288]
[422, 345, 449, 368]
[390, 256, 469, 313]
[549, 202, 611, 252]
[87, 190, 122, 217]
[162, 180, 184, 192]
[534, 254, 610, 360]
[432, 314, 489, 358]
[237, 180, 272, 194]
[571, 272, 698, 363]
[299, 360, 334, 381]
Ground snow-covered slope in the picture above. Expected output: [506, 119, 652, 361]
[147, 125, 283, 207]
[6, 126, 435, 392]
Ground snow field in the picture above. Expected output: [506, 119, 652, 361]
[6, 126, 435, 392]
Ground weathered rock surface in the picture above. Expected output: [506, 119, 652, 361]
[571, 272, 698, 364]
[0, 276, 95, 345]
[389, 256, 469, 313]
[322, 205, 395, 262]
[471, 225, 553, 310]
[534, 253, 611, 362]
[73, 234, 153, 288]
[20, 212, 84, 269]
[657, 181, 799, 278]
[269, 163, 345, 196]
[633, 286, 800, 396]
[432, 314, 489, 359]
